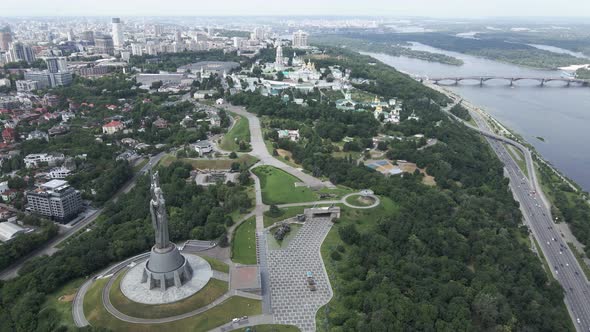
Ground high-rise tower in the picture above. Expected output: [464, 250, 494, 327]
[111, 18, 124, 48]
[275, 43, 284, 68]
[0, 26, 13, 51]
[292, 30, 309, 48]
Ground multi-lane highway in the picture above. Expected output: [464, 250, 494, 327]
[441, 97, 590, 331]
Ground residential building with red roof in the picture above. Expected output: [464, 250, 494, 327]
[102, 120, 124, 135]
[2, 128, 16, 143]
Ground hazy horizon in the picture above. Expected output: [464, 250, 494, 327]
[3, 0, 590, 18]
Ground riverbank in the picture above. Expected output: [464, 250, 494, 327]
[366, 49, 590, 192]
[427, 82, 590, 265]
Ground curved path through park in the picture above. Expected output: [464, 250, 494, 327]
[221, 104, 334, 190]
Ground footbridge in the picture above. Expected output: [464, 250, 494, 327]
[425, 76, 589, 87]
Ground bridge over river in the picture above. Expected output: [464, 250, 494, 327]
[425, 76, 589, 87]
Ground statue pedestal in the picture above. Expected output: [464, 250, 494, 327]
[120, 252, 213, 304]
[141, 243, 192, 291]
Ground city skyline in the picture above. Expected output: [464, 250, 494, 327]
[2, 0, 590, 18]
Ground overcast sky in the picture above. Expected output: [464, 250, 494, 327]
[2, 0, 590, 17]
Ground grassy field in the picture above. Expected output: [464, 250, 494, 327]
[316, 197, 398, 331]
[504, 144, 528, 177]
[109, 273, 228, 319]
[85, 277, 261, 332]
[39, 277, 85, 330]
[317, 185, 355, 200]
[235, 324, 300, 332]
[199, 254, 230, 273]
[252, 166, 317, 205]
[160, 153, 258, 170]
[221, 115, 250, 152]
[344, 194, 376, 207]
[331, 150, 362, 160]
[228, 185, 257, 222]
[232, 216, 257, 264]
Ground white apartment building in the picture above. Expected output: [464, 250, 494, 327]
[24, 153, 65, 168]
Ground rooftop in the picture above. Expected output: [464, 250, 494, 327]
[42, 179, 68, 190]
[0, 222, 24, 242]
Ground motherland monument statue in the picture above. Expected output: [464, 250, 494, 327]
[150, 172, 170, 250]
[140, 171, 193, 290]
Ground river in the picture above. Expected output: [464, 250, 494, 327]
[364, 43, 590, 191]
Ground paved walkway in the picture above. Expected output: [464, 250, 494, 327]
[276, 193, 380, 210]
[222, 104, 334, 189]
[212, 270, 230, 282]
[266, 217, 334, 332]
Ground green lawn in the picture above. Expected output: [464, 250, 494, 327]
[199, 254, 230, 274]
[235, 325, 300, 332]
[109, 273, 228, 319]
[263, 206, 306, 228]
[39, 277, 85, 330]
[252, 166, 317, 205]
[221, 115, 251, 151]
[504, 144, 528, 177]
[317, 185, 355, 200]
[316, 197, 398, 331]
[85, 277, 261, 332]
[232, 216, 257, 264]
[331, 151, 362, 160]
[344, 194, 376, 207]
[229, 185, 257, 222]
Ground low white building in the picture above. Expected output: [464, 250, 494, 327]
[0, 181, 8, 194]
[26, 130, 49, 141]
[192, 140, 213, 155]
[0, 221, 25, 243]
[16, 80, 39, 93]
[116, 150, 140, 162]
[193, 90, 216, 100]
[277, 129, 300, 141]
[48, 167, 73, 179]
[24, 153, 65, 168]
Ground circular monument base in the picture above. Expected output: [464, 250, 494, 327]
[120, 254, 213, 304]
